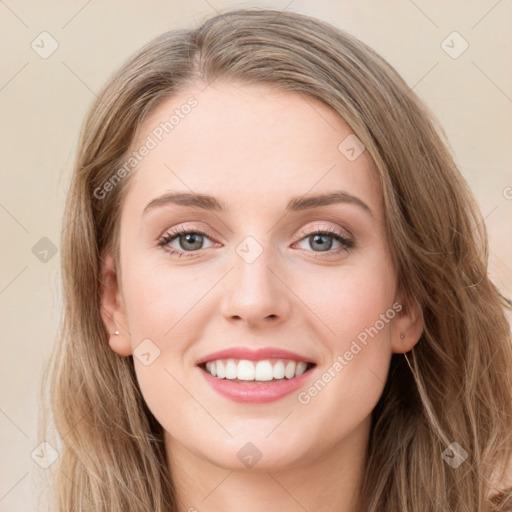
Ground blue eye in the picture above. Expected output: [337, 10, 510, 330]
[157, 225, 355, 259]
[157, 226, 215, 257]
[296, 229, 354, 253]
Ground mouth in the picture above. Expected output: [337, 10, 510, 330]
[195, 346, 318, 402]
[198, 358, 317, 384]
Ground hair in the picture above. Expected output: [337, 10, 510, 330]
[39, 7, 512, 511]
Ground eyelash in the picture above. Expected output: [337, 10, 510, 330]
[157, 225, 355, 259]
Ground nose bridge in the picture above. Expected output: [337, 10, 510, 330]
[219, 234, 290, 323]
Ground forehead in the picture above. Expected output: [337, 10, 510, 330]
[123, 82, 382, 218]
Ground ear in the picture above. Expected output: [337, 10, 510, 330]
[391, 288, 424, 354]
[99, 251, 132, 357]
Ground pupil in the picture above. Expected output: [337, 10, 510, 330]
[182, 233, 203, 250]
[311, 234, 332, 251]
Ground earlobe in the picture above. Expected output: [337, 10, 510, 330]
[391, 291, 424, 354]
[99, 251, 133, 357]
[108, 330, 133, 357]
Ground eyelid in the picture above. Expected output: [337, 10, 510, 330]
[300, 223, 353, 239]
[158, 223, 219, 242]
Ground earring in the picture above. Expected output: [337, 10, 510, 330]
[400, 333, 405, 339]
[112, 330, 119, 335]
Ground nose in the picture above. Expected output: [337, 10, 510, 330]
[219, 240, 291, 328]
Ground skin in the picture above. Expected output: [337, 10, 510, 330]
[100, 82, 423, 512]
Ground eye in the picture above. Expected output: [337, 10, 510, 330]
[294, 226, 355, 256]
[157, 226, 216, 258]
[157, 224, 355, 259]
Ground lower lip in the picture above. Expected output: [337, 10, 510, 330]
[198, 365, 315, 403]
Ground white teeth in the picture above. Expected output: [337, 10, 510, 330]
[295, 361, 307, 376]
[284, 361, 296, 379]
[203, 358, 312, 381]
[237, 360, 255, 380]
[273, 361, 285, 379]
[216, 360, 225, 378]
[225, 359, 238, 379]
[255, 361, 274, 381]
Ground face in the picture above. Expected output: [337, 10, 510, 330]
[101, 82, 422, 472]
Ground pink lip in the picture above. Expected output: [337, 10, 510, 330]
[195, 347, 315, 366]
[198, 365, 316, 403]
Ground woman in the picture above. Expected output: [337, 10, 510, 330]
[40, 8, 512, 511]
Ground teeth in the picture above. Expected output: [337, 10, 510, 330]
[216, 360, 225, 379]
[237, 359, 255, 380]
[225, 359, 238, 379]
[205, 361, 216, 377]
[255, 360, 273, 381]
[203, 359, 311, 381]
[284, 361, 296, 379]
[295, 361, 307, 376]
[273, 361, 285, 379]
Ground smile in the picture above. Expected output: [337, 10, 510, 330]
[201, 358, 314, 381]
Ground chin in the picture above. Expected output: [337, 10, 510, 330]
[196, 432, 314, 472]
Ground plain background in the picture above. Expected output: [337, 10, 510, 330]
[1, 0, 511, 509]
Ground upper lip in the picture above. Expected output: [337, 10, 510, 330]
[195, 347, 316, 366]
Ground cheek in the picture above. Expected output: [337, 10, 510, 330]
[294, 257, 396, 347]
[121, 251, 209, 339]
[292, 257, 396, 416]
[119, 252, 224, 417]
[122, 261, 198, 430]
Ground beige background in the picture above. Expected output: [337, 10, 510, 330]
[1, 0, 511, 509]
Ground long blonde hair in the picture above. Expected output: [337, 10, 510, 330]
[39, 8, 512, 511]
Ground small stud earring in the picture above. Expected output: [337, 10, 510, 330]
[400, 333, 405, 339]
[113, 330, 119, 335]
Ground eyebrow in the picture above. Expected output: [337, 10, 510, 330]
[142, 190, 373, 217]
